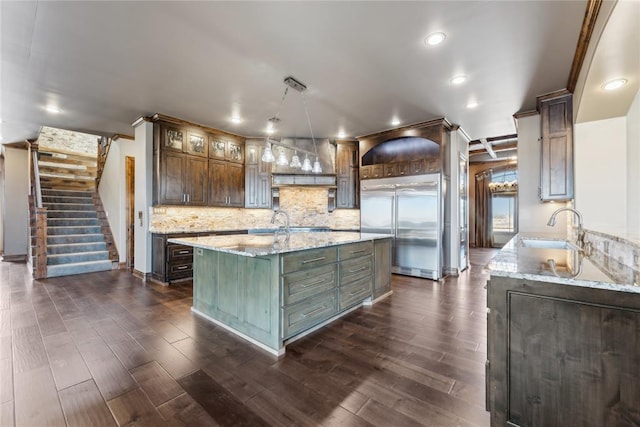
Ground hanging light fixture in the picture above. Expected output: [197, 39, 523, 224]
[261, 76, 322, 174]
[289, 151, 302, 169]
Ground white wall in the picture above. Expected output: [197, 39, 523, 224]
[517, 114, 568, 233]
[98, 122, 153, 273]
[626, 89, 640, 237]
[0, 154, 4, 253]
[574, 117, 627, 235]
[2, 147, 29, 258]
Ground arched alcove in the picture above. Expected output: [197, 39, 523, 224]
[361, 136, 440, 166]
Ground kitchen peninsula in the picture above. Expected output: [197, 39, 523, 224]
[170, 231, 392, 355]
[485, 232, 640, 426]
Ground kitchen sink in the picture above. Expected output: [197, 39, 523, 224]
[248, 227, 331, 235]
[519, 238, 581, 251]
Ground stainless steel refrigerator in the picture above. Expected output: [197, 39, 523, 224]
[360, 174, 443, 280]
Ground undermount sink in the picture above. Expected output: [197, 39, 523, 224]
[519, 238, 581, 251]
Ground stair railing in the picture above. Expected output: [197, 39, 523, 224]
[29, 143, 48, 279]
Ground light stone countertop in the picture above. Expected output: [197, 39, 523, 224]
[487, 232, 640, 293]
[169, 232, 392, 257]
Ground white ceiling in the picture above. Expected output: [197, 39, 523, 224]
[1, 1, 589, 144]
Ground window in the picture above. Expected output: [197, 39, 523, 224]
[492, 194, 517, 232]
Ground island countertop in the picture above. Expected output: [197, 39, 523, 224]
[169, 231, 393, 257]
[487, 232, 640, 293]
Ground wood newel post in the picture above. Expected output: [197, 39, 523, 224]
[34, 207, 47, 279]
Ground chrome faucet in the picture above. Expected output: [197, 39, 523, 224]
[546, 207, 588, 250]
[271, 210, 290, 236]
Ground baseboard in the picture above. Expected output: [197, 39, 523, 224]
[2, 254, 28, 263]
[443, 267, 459, 277]
[131, 269, 151, 281]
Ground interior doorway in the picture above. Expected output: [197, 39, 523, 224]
[125, 156, 135, 269]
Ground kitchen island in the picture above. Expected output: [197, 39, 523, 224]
[169, 232, 392, 355]
[485, 232, 640, 426]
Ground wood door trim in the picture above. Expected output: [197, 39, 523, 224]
[125, 156, 135, 270]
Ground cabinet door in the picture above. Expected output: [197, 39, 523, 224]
[160, 151, 186, 205]
[373, 239, 392, 298]
[540, 94, 573, 201]
[184, 156, 208, 205]
[227, 140, 244, 164]
[161, 125, 185, 152]
[186, 131, 208, 157]
[227, 162, 245, 207]
[257, 175, 271, 208]
[245, 164, 259, 208]
[208, 159, 228, 206]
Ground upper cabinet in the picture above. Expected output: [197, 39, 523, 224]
[358, 119, 450, 180]
[538, 92, 574, 201]
[153, 117, 244, 207]
[244, 140, 272, 209]
[336, 141, 359, 208]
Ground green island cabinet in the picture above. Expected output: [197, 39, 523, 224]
[192, 238, 392, 355]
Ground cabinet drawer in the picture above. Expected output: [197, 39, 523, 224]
[339, 276, 372, 310]
[168, 244, 193, 260]
[282, 290, 337, 339]
[281, 247, 338, 274]
[282, 264, 338, 306]
[339, 241, 373, 261]
[168, 261, 193, 279]
[340, 255, 373, 286]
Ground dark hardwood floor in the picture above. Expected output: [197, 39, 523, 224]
[0, 248, 497, 427]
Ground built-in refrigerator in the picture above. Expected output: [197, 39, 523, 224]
[360, 174, 443, 280]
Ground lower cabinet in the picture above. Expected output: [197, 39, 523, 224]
[373, 238, 392, 299]
[487, 276, 640, 426]
[152, 230, 247, 284]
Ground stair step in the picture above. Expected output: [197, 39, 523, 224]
[42, 189, 94, 197]
[47, 242, 107, 254]
[47, 234, 105, 245]
[46, 260, 112, 278]
[47, 250, 110, 265]
[42, 195, 93, 204]
[40, 172, 95, 181]
[48, 226, 102, 235]
[43, 202, 96, 211]
[46, 210, 97, 219]
[47, 218, 99, 227]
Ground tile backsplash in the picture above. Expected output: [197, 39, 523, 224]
[150, 187, 360, 233]
[586, 229, 640, 272]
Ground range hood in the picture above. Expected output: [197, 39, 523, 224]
[269, 138, 336, 187]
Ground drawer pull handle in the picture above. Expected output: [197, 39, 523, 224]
[176, 265, 189, 270]
[302, 256, 326, 264]
[349, 290, 364, 296]
[348, 266, 367, 273]
[302, 306, 326, 318]
[349, 249, 367, 254]
[178, 250, 190, 254]
[301, 278, 327, 288]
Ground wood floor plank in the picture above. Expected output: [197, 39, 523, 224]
[177, 369, 269, 426]
[157, 393, 219, 427]
[58, 380, 116, 427]
[43, 332, 92, 391]
[357, 398, 425, 427]
[13, 365, 65, 426]
[107, 335, 154, 370]
[12, 324, 48, 373]
[106, 387, 166, 426]
[129, 328, 197, 379]
[130, 360, 184, 406]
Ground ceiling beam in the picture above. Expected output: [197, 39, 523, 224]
[480, 138, 497, 159]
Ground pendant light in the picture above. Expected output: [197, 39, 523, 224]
[261, 76, 322, 174]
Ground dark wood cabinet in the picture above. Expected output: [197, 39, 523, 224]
[152, 230, 248, 284]
[209, 159, 244, 207]
[539, 91, 573, 201]
[487, 276, 640, 426]
[158, 151, 208, 205]
[244, 140, 272, 209]
[336, 141, 359, 208]
[154, 118, 245, 207]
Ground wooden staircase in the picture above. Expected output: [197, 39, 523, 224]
[30, 146, 118, 278]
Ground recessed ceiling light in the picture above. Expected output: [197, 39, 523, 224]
[230, 115, 241, 124]
[338, 131, 346, 139]
[391, 118, 401, 126]
[602, 78, 627, 91]
[466, 101, 478, 109]
[450, 75, 467, 85]
[425, 32, 446, 46]
[45, 105, 61, 114]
